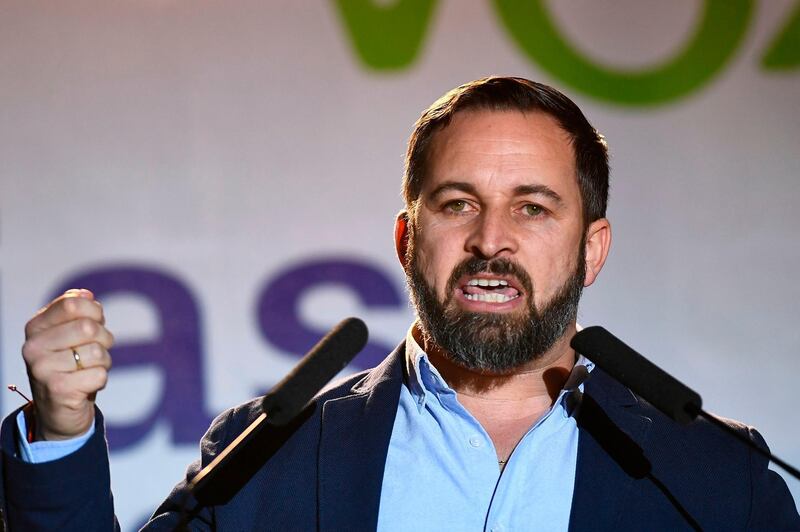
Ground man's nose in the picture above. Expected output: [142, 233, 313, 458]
[464, 208, 518, 259]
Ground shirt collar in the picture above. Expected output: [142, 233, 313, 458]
[404, 323, 594, 413]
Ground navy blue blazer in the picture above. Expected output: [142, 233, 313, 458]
[2, 343, 798, 531]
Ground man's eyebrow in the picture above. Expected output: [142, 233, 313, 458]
[426, 181, 565, 205]
[428, 181, 478, 201]
[514, 184, 564, 205]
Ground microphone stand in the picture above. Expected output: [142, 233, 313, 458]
[694, 409, 800, 481]
[572, 326, 800, 482]
[171, 317, 368, 530]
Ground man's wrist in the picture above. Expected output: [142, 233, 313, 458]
[15, 409, 95, 463]
[28, 402, 96, 442]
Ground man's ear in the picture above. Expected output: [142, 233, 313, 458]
[583, 218, 611, 287]
[394, 211, 410, 268]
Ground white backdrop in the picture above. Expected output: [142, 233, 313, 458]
[2, 1, 798, 528]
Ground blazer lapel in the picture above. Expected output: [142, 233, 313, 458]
[569, 369, 653, 530]
[318, 345, 404, 532]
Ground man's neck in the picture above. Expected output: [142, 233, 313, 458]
[414, 324, 578, 461]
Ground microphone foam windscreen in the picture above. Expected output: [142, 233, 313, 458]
[571, 326, 702, 425]
[261, 317, 368, 426]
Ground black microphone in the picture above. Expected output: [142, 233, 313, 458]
[187, 317, 369, 507]
[571, 326, 701, 425]
[571, 325, 800, 482]
[261, 316, 369, 425]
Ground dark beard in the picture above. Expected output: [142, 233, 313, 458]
[406, 237, 585, 373]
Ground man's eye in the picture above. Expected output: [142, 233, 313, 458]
[523, 204, 543, 216]
[446, 200, 468, 212]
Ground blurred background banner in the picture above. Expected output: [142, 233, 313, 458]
[1, 0, 798, 528]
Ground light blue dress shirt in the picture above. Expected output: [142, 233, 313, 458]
[377, 329, 592, 532]
[15, 410, 94, 463]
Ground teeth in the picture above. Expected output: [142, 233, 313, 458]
[466, 279, 510, 287]
[464, 293, 517, 303]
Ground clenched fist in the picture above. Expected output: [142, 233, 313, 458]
[22, 289, 114, 441]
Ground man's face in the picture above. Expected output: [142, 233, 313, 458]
[403, 109, 589, 372]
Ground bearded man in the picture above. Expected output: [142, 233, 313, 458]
[3, 77, 798, 531]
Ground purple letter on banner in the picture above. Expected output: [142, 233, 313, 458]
[257, 258, 402, 370]
[52, 266, 211, 451]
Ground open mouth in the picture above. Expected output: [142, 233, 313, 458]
[459, 276, 522, 304]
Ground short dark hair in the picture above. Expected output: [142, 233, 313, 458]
[403, 77, 609, 227]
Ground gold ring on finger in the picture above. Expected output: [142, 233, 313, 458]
[72, 348, 84, 370]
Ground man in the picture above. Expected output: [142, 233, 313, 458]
[3, 77, 798, 530]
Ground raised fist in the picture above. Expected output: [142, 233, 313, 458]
[22, 289, 114, 441]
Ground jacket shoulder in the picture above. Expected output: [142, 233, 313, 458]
[580, 368, 799, 529]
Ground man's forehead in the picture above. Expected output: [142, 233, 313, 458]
[431, 108, 572, 149]
[420, 109, 578, 196]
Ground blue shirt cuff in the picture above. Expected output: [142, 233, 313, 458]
[15, 410, 95, 463]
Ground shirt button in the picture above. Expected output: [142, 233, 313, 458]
[468, 436, 482, 447]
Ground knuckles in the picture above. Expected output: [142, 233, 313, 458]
[93, 300, 106, 323]
[78, 318, 99, 338]
[96, 370, 109, 390]
[21, 338, 42, 363]
[24, 319, 35, 339]
[86, 344, 112, 369]
[89, 343, 104, 362]
[62, 297, 81, 318]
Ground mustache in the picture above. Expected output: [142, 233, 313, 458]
[445, 257, 534, 297]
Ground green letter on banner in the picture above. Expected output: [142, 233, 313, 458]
[493, 0, 752, 106]
[334, 0, 438, 70]
[762, 3, 800, 70]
